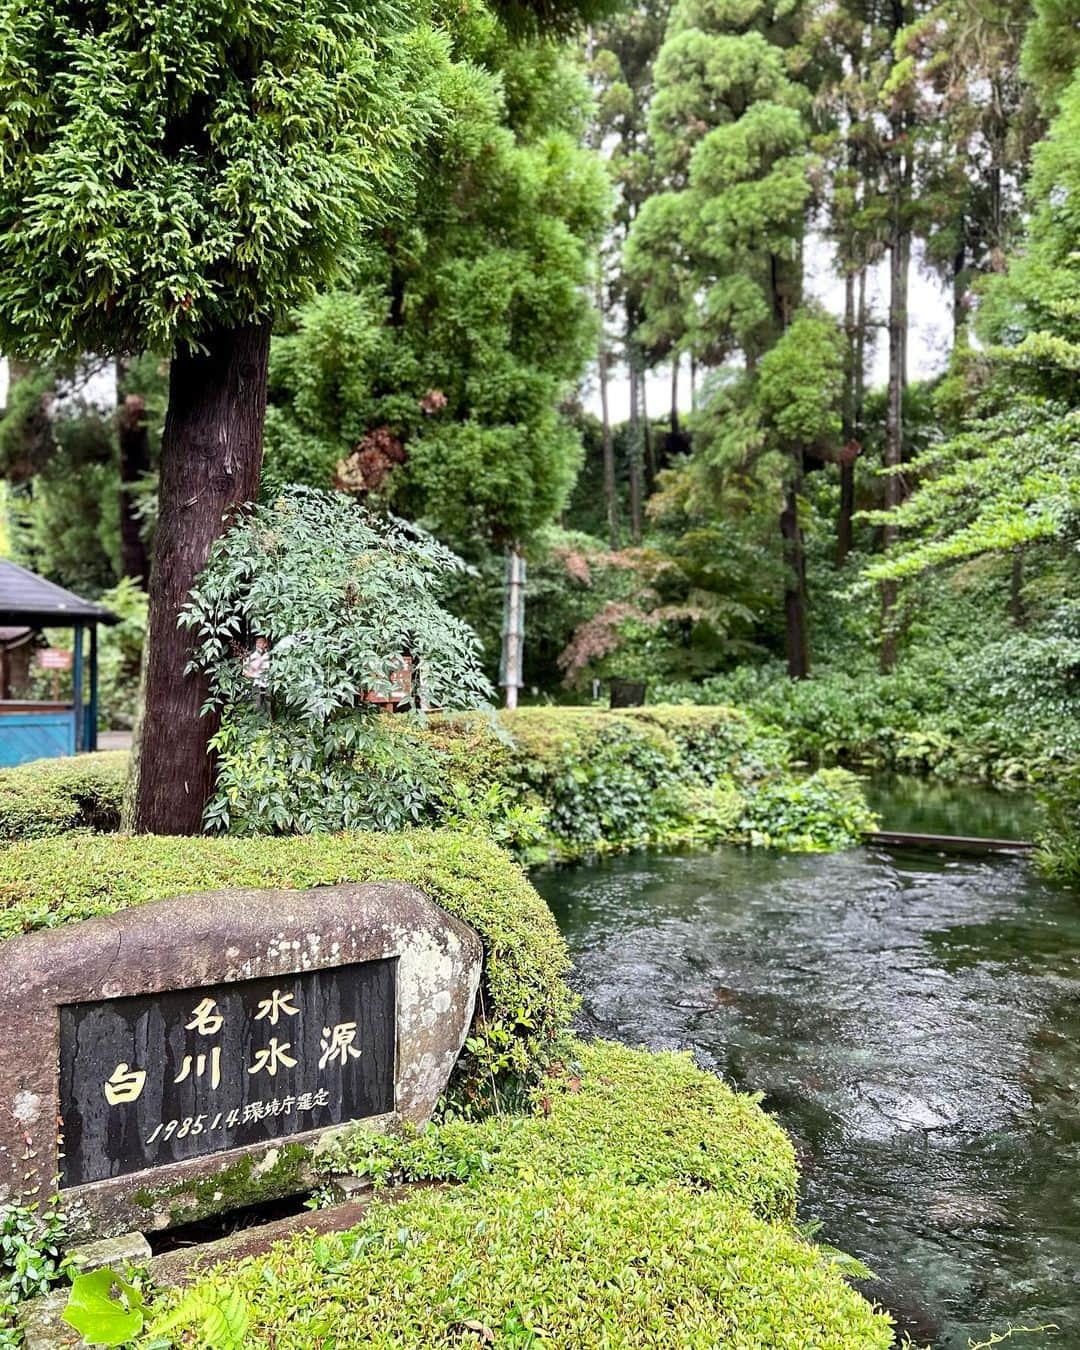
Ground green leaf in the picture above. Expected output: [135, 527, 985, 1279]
[62, 1269, 145, 1347]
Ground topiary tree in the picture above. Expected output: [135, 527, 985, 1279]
[0, 0, 612, 834]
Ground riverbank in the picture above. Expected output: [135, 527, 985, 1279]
[138, 1040, 898, 1349]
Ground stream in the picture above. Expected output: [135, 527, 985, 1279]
[532, 780, 1077, 1349]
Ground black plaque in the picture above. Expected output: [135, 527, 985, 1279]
[58, 959, 396, 1188]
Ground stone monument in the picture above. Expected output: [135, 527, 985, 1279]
[0, 882, 482, 1240]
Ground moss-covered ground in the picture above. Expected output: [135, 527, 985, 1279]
[144, 1041, 897, 1349]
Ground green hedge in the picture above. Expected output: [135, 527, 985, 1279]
[432, 706, 876, 857]
[146, 1041, 895, 1350]
[0, 751, 125, 841]
[0, 706, 877, 855]
[0, 831, 574, 1111]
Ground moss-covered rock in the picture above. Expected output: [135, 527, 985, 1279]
[0, 831, 575, 1110]
[323, 1040, 798, 1226]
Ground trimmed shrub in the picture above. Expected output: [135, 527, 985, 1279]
[146, 1042, 894, 1349]
[324, 1039, 798, 1225]
[0, 705, 876, 856]
[434, 706, 873, 857]
[0, 751, 125, 841]
[0, 831, 574, 1111]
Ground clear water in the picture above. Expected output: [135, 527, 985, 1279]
[533, 786, 1078, 1349]
[861, 774, 1044, 842]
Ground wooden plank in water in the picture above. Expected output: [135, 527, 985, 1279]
[866, 830, 1035, 855]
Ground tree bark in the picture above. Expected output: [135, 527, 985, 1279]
[781, 459, 809, 680]
[129, 322, 271, 835]
[951, 240, 967, 346]
[116, 372, 152, 586]
[628, 360, 643, 545]
[880, 135, 911, 674]
[642, 374, 656, 492]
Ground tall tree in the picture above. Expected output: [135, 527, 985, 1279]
[0, 0, 440, 831]
[0, 0, 609, 833]
[626, 0, 818, 674]
[587, 2, 672, 541]
[263, 21, 607, 563]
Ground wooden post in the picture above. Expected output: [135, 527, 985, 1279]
[89, 623, 99, 751]
[500, 548, 526, 711]
[71, 624, 84, 753]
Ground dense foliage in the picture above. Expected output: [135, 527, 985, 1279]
[144, 1041, 895, 1349]
[182, 488, 491, 834]
[0, 0, 439, 357]
[0, 1201, 69, 1349]
[0, 703, 878, 855]
[263, 16, 608, 558]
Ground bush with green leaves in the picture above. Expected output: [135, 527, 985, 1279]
[737, 767, 878, 852]
[659, 635, 1080, 786]
[1, 1200, 70, 1348]
[141, 1041, 895, 1350]
[449, 706, 872, 856]
[1035, 771, 1080, 884]
[0, 830, 573, 1111]
[182, 487, 492, 835]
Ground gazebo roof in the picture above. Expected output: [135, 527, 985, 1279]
[0, 560, 119, 627]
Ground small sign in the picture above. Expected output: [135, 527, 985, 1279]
[58, 960, 396, 1188]
[38, 648, 72, 671]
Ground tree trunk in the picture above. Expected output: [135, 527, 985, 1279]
[781, 459, 809, 680]
[880, 141, 911, 674]
[129, 322, 271, 835]
[837, 270, 857, 567]
[597, 290, 618, 550]
[628, 361, 643, 545]
[642, 371, 656, 492]
[670, 354, 680, 436]
[856, 268, 867, 418]
[951, 239, 967, 345]
[116, 372, 152, 587]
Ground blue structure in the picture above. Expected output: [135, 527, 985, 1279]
[0, 561, 118, 769]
